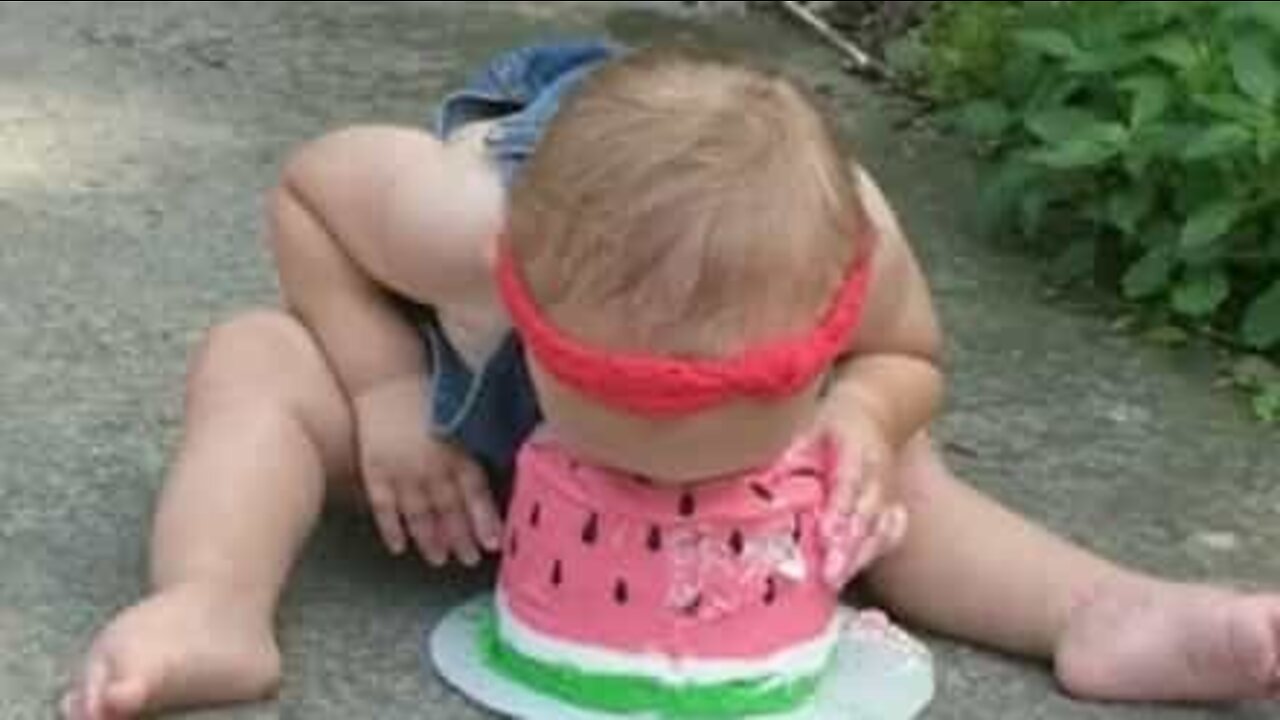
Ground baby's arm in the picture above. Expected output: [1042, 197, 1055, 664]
[268, 125, 505, 564]
[827, 169, 944, 454]
[815, 169, 944, 583]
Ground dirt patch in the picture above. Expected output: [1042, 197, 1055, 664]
[816, 0, 935, 55]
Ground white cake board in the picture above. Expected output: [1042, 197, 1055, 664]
[426, 593, 934, 720]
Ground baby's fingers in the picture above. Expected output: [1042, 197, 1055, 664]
[848, 505, 908, 577]
[453, 458, 502, 552]
[364, 475, 407, 556]
[429, 477, 481, 567]
[820, 502, 907, 588]
[400, 483, 446, 567]
[826, 454, 861, 519]
[853, 475, 884, 521]
[828, 442, 883, 520]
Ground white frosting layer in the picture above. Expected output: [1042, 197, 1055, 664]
[494, 589, 841, 686]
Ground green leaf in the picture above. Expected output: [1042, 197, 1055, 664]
[1259, 123, 1280, 164]
[1171, 269, 1230, 317]
[1178, 236, 1229, 268]
[1138, 122, 1202, 154]
[1027, 139, 1120, 168]
[1229, 33, 1280, 107]
[1127, 123, 1197, 174]
[1146, 1, 1193, 22]
[1242, 280, 1280, 349]
[1180, 200, 1245, 249]
[1107, 185, 1154, 235]
[1015, 29, 1082, 60]
[1120, 74, 1173, 126]
[1181, 124, 1254, 160]
[1025, 108, 1104, 142]
[1145, 34, 1199, 70]
[1066, 45, 1145, 75]
[1252, 383, 1280, 424]
[952, 100, 1013, 139]
[1123, 247, 1176, 299]
[1229, 355, 1280, 390]
[1228, 2, 1280, 37]
[1024, 114, 1127, 169]
[1194, 93, 1271, 125]
[1089, 122, 1128, 146]
[978, 160, 1038, 231]
[1143, 324, 1190, 346]
[1138, 220, 1180, 251]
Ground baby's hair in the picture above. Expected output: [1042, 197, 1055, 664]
[507, 45, 869, 358]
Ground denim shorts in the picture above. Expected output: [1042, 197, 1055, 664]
[421, 40, 620, 482]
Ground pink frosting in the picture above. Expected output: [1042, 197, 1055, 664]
[498, 432, 842, 659]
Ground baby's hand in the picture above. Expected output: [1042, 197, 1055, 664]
[810, 407, 908, 588]
[354, 382, 502, 567]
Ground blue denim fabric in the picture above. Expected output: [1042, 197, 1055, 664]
[435, 39, 619, 185]
[422, 40, 618, 479]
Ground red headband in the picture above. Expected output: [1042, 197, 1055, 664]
[496, 236, 874, 416]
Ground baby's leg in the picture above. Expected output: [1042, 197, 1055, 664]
[62, 311, 358, 719]
[866, 434, 1280, 703]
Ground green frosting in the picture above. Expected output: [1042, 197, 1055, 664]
[477, 609, 832, 718]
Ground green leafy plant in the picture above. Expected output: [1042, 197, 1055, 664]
[912, 1, 1025, 102]
[920, 1, 1280, 409]
[1255, 382, 1280, 423]
[1227, 355, 1280, 424]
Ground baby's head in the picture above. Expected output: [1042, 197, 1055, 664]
[505, 46, 870, 482]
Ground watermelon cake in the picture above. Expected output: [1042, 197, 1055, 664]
[481, 429, 846, 717]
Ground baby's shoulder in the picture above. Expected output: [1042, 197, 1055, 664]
[855, 167, 906, 249]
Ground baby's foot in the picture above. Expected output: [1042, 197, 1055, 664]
[1055, 579, 1280, 703]
[62, 584, 281, 719]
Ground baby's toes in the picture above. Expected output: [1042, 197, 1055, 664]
[102, 677, 149, 718]
[1238, 598, 1280, 685]
[58, 690, 78, 720]
[62, 657, 110, 720]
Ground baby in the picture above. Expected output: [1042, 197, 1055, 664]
[63, 41, 1279, 719]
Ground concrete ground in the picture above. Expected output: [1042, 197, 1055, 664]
[1, 2, 1276, 718]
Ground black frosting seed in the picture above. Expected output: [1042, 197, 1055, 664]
[682, 593, 703, 615]
[582, 513, 599, 544]
[529, 502, 541, 528]
[614, 579, 629, 605]
[647, 525, 663, 552]
[795, 465, 822, 478]
[749, 482, 775, 502]
[764, 576, 778, 605]
[679, 491, 696, 517]
[551, 559, 563, 586]
[729, 529, 745, 556]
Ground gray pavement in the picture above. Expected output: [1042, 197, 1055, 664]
[1, 2, 1276, 718]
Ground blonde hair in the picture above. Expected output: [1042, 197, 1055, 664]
[507, 46, 868, 358]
